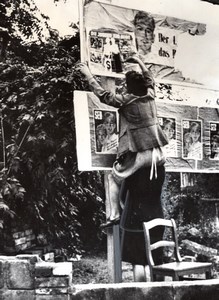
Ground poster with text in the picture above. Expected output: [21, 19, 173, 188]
[74, 91, 118, 170]
[182, 119, 203, 161]
[209, 122, 219, 160]
[94, 109, 119, 154]
[158, 116, 177, 158]
[74, 82, 219, 172]
[82, 1, 207, 84]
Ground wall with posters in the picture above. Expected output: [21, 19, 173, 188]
[74, 82, 219, 172]
[82, 0, 206, 83]
[74, 0, 219, 172]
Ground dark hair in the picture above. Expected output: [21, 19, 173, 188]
[212, 134, 219, 143]
[133, 11, 155, 32]
[126, 71, 150, 96]
[163, 118, 175, 129]
[103, 112, 116, 124]
[190, 122, 201, 132]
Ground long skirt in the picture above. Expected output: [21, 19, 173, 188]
[120, 165, 165, 266]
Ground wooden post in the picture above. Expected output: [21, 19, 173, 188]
[102, 78, 122, 283]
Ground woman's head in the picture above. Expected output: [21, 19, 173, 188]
[103, 112, 116, 136]
[211, 134, 219, 154]
[184, 132, 192, 151]
[189, 122, 201, 143]
[125, 70, 150, 96]
[96, 124, 107, 145]
[133, 11, 155, 55]
[163, 119, 175, 140]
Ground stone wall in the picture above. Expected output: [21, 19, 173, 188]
[70, 280, 219, 300]
[0, 254, 72, 300]
[0, 254, 219, 300]
[2, 227, 36, 253]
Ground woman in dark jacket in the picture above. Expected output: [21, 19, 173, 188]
[76, 55, 167, 229]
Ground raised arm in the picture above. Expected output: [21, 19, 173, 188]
[126, 55, 155, 88]
[126, 54, 149, 72]
[75, 63, 124, 108]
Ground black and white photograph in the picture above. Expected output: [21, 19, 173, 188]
[1, 0, 219, 298]
[159, 116, 177, 157]
[182, 119, 203, 160]
[94, 109, 118, 154]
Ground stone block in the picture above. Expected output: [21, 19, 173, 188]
[36, 295, 68, 300]
[0, 290, 35, 300]
[35, 263, 55, 277]
[53, 262, 72, 276]
[69, 282, 174, 300]
[0, 256, 16, 261]
[35, 287, 68, 295]
[6, 259, 35, 289]
[16, 254, 41, 264]
[15, 237, 27, 246]
[44, 252, 55, 262]
[35, 276, 70, 288]
[173, 279, 219, 300]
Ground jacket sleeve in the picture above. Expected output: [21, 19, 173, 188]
[88, 77, 125, 108]
[142, 69, 155, 90]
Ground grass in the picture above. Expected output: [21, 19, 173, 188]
[72, 251, 133, 284]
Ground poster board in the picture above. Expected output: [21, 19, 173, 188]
[74, 82, 219, 172]
[81, 0, 207, 84]
[75, 0, 219, 173]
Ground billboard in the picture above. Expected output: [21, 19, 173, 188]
[74, 82, 219, 172]
[75, 0, 219, 173]
[81, 0, 207, 84]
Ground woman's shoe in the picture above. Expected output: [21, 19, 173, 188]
[100, 217, 120, 229]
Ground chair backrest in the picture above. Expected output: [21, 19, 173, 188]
[143, 218, 182, 267]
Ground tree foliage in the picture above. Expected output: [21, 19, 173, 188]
[0, 1, 105, 255]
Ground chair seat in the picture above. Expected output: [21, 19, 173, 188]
[153, 261, 212, 274]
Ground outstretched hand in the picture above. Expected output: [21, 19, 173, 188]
[75, 62, 93, 79]
[125, 54, 141, 63]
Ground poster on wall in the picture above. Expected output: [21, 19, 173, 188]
[209, 122, 219, 160]
[87, 28, 137, 74]
[182, 119, 203, 161]
[74, 83, 219, 172]
[74, 90, 118, 170]
[93, 109, 118, 154]
[82, 0, 207, 84]
[158, 116, 177, 158]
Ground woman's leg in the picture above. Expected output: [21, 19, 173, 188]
[107, 173, 120, 220]
[133, 264, 146, 282]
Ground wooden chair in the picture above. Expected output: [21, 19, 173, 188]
[143, 218, 213, 281]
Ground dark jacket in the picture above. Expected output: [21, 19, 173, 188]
[88, 72, 168, 157]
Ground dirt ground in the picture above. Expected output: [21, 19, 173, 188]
[73, 251, 134, 284]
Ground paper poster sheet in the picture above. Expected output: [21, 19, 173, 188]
[74, 84, 219, 172]
[209, 122, 219, 160]
[82, 1, 206, 84]
[74, 90, 118, 170]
